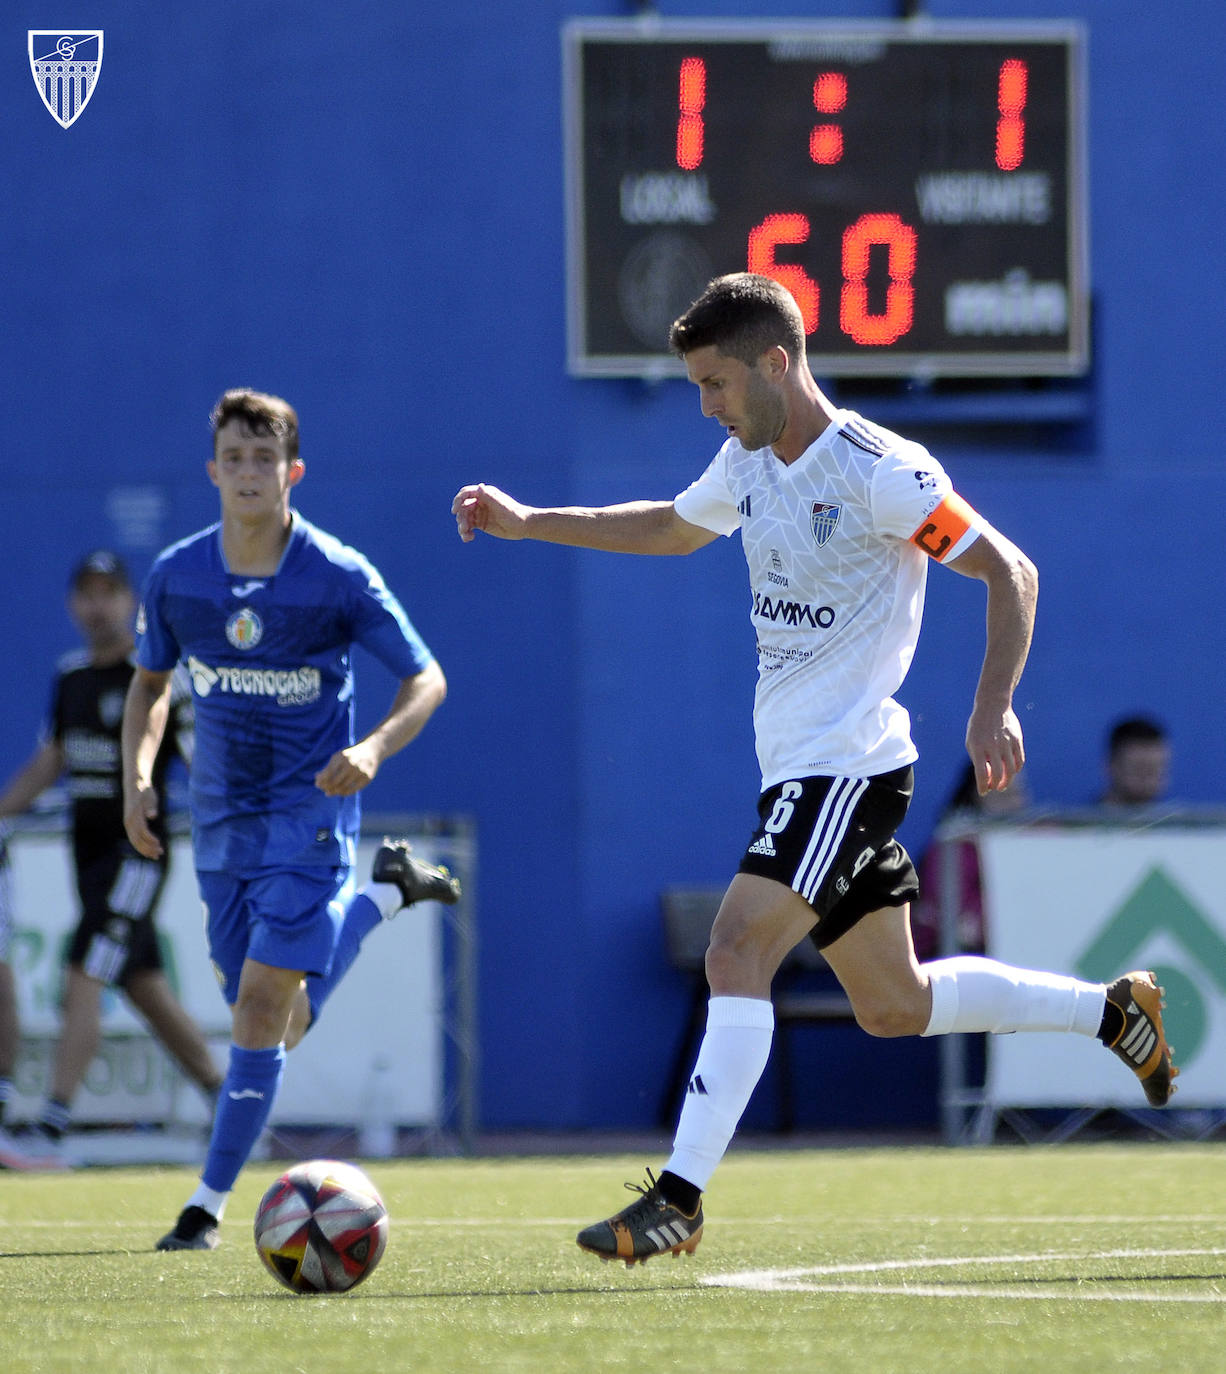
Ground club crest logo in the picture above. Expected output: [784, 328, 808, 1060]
[811, 501, 841, 547]
[28, 32, 103, 129]
[226, 607, 264, 650]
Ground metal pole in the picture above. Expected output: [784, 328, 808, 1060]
[937, 829, 967, 1144]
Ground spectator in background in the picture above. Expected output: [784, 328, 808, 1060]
[0, 551, 222, 1171]
[1100, 715, 1170, 809]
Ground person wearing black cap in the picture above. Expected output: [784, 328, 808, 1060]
[0, 551, 222, 1169]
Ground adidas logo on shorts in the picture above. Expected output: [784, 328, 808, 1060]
[747, 834, 776, 857]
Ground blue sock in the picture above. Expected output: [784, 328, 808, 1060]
[201, 1044, 285, 1194]
[304, 892, 382, 1027]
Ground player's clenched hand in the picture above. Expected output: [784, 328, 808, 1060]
[452, 484, 531, 543]
[966, 703, 1025, 795]
[314, 745, 379, 797]
[124, 784, 164, 860]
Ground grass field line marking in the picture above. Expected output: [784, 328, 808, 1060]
[726, 1214, 1226, 1227]
[709, 1247, 1226, 1281]
[847, 1214, 1226, 1225]
[755, 1282, 1226, 1304]
[704, 1248, 1226, 1301]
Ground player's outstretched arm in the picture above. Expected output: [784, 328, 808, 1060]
[945, 521, 1038, 795]
[452, 483, 717, 556]
[122, 666, 174, 859]
[452, 484, 532, 542]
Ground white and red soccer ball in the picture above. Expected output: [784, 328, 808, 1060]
[253, 1159, 388, 1294]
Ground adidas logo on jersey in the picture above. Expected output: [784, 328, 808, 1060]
[747, 834, 776, 857]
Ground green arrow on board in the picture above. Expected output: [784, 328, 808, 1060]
[1075, 866, 1226, 1066]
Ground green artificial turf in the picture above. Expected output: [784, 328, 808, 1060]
[1, 1143, 1223, 1373]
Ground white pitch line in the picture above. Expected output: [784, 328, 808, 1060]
[714, 1214, 1226, 1227]
[704, 1247, 1226, 1302]
[750, 1282, 1226, 1304]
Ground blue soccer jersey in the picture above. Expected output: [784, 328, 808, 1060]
[135, 512, 433, 874]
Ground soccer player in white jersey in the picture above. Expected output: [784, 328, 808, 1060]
[125, 390, 460, 1252]
[452, 273, 1176, 1267]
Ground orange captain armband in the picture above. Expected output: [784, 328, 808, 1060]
[909, 491, 979, 563]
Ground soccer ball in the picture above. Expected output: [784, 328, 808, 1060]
[253, 1159, 389, 1294]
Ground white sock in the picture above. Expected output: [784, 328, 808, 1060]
[922, 956, 1105, 1039]
[362, 882, 402, 921]
[665, 996, 774, 1192]
[187, 1182, 229, 1221]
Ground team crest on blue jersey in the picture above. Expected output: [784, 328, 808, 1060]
[226, 607, 263, 650]
[811, 501, 841, 546]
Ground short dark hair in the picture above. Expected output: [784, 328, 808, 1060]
[1107, 715, 1167, 755]
[665, 270, 808, 368]
[210, 389, 299, 460]
[669, 272, 807, 366]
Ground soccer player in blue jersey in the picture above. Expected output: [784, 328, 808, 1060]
[123, 389, 460, 1251]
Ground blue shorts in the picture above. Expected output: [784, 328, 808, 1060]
[198, 867, 353, 1005]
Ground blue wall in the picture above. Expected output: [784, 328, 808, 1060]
[2, 0, 1223, 1131]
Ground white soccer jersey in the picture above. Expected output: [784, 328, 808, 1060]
[674, 408, 983, 789]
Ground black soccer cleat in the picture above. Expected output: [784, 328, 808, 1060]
[156, 1205, 220, 1251]
[577, 1169, 704, 1267]
[372, 837, 461, 910]
[1103, 970, 1178, 1107]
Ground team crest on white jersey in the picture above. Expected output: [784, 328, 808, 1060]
[28, 32, 103, 128]
[811, 501, 841, 547]
[226, 607, 263, 650]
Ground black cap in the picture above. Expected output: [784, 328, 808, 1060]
[69, 549, 130, 590]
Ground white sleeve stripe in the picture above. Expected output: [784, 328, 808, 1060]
[945, 522, 984, 563]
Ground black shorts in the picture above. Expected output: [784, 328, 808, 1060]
[737, 766, 919, 949]
[66, 848, 168, 986]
